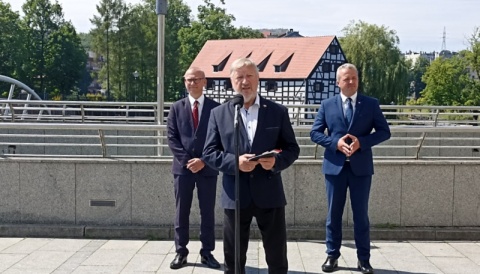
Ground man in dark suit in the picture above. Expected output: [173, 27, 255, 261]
[203, 58, 300, 274]
[310, 63, 391, 274]
[167, 67, 220, 269]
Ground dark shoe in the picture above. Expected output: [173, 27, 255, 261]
[201, 254, 220, 269]
[357, 260, 374, 274]
[170, 253, 187, 269]
[321, 257, 338, 272]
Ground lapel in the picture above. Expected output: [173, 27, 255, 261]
[335, 95, 348, 127]
[230, 100, 250, 151]
[251, 96, 267, 148]
[352, 94, 363, 127]
[182, 97, 195, 131]
[198, 97, 210, 131]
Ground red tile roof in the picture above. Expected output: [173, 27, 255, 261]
[190, 36, 336, 79]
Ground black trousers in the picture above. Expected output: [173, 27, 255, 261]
[223, 203, 288, 274]
[173, 174, 217, 256]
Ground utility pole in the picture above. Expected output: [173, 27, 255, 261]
[441, 27, 447, 51]
[156, 0, 167, 155]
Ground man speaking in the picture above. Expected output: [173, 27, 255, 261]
[203, 58, 300, 273]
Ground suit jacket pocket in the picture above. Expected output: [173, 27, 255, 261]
[264, 127, 280, 138]
[265, 126, 280, 131]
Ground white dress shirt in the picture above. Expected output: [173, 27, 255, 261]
[188, 94, 205, 121]
[240, 95, 260, 146]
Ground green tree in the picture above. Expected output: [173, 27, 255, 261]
[164, 0, 191, 100]
[90, 0, 125, 99]
[46, 23, 87, 98]
[21, 0, 85, 99]
[419, 56, 470, 106]
[106, 0, 130, 101]
[178, 0, 236, 75]
[232, 26, 264, 39]
[464, 28, 480, 106]
[88, 0, 263, 102]
[409, 56, 430, 99]
[108, 1, 158, 102]
[176, 0, 263, 99]
[339, 20, 410, 104]
[78, 32, 92, 51]
[465, 27, 480, 80]
[0, 1, 25, 80]
[22, 0, 64, 95]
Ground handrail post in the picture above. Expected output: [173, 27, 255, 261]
[81, 104, 85, 123]
[9, 103, 15, 122]
[296, 106, 300, 125]
[415, 132, 427, 160]
[62, 104, 66, 123]
[433, 108, 440, 127]
[21, 94, 32, 120]
[98, 129, 107, 157]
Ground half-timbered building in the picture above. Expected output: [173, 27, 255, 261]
[189, 36, 347, 119]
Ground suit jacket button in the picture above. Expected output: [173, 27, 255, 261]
[250, 174, 254, 178]
[192, 148, 195, 152]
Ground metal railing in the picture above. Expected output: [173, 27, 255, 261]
[2, 100, 480, 160]
[0, 122, 165, 158]
[2, 99, 480, 127]
[1, 122, 480, 160]
[0, 100, 163, 123]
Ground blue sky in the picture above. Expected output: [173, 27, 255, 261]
[4, 0, 479, 52]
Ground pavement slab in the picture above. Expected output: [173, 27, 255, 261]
[0, 238, 479, 273]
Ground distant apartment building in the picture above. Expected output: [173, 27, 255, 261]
[404, 51, 436, 66]
[260, 28, 302, 38]
[86, 51, 104, 72]
[86, 51, 105, 93]
[404, 50, 458, 66]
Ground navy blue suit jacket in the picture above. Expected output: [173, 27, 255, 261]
[310, 94, 391, 176]
[167, 96, 220, 176]
[203, 96, 300, 209]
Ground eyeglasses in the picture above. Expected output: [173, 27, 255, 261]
[184, 78, 204, 84]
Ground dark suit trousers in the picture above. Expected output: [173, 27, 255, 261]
[325, 162, 372, 261]
[223, 203, 288, 274]
[173, 173, 217, 256]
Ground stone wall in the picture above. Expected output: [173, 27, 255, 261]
[1, 158, 479, 230]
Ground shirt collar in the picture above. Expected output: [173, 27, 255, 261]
[251, 94, 260, 107]
[242, 94, 260, 110]
[188, 94, 205, 106]
[340, 92, 358, 104]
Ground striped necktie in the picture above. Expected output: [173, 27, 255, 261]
[192, 100, 199, 129]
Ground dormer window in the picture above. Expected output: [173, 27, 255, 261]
[212, 51, 232, 72]
[273, 52, 294, 73]
[256, 52, 273, 72]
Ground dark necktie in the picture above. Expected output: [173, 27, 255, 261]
[345, 98, 353, 126]
[192, 100, 199, 130]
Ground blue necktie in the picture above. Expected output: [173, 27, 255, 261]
[345, 98, 353, 126]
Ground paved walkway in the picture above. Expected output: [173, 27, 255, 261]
[0, 238, 479, 273]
